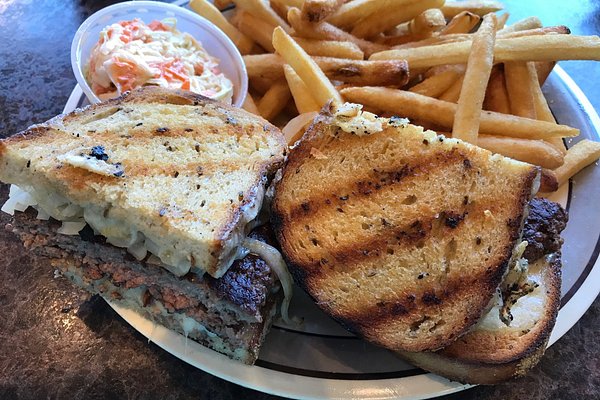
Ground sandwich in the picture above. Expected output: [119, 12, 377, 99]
[271, 102, 565, 381]
[398, 197, 567, 384]
[0, 87, 290, 363]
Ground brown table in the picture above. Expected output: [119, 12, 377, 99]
[1, 1, 599, 399]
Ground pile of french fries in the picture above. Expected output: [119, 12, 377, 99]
[189, 0, 600, 193]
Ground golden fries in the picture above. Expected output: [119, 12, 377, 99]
[528, 64, 567, 154]
[477, 135, 564, 169]
[315, 58, 410, 86]
[370, 35, 600, 67]
[292, 37, 364, 59]
[351, 0, 445, 39]
[410, 8, 447, 37]
[329, 0, 422, 29]
[340, 87, 579, 139]
[504, 62, 537, 119]
[287, 7, 387, 57]
[535, 61, 556, 85]
[497, 12, 509, 29]
[283, 65, 321, 113]
[235, 11, 276, 52]
[453, 14, 498, 143]
[214, 0, 233, 10]
[409, 70, 463, 98]
[242, 93, 260, 114]
[439, 74, 465, 102]
[188, 0, 599, 185]
[539, 169, 559, 193]
[440, 11, 481, 35]
[272, 27, 343, 105]
[441, 0, 504, 18]
[301, 0, 344, 22]
[233, 0, 291, 33]
[270, 0, 304, 18]
[499, 16, 543, 33]
[189, 0, 254, 54]
[552, 140, 600, 186]
[245, 54, 409, 86]
[483, 65, 510, 114]
[498, 25, 571, 38]
[257, 81, 291, 120]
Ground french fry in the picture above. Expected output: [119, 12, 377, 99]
[317, 58, 410, 86]
[328, 0, 423, 29]
[483, 65, 510, 114]
[439, 74, 465, 102]
[392, 26, 570, 50]
[287, 7, 388, 57]
[440, 11, 481, 35]
[189, 0, 255, 54]
[497, 12, 509, 30]
[393, 34, 472, 49]
[250, 76, 278, 95]
[425, 64, 466, 78]
[499, 16, 542, 33]
[552, 140, 600, 186]
[453, 14, 497, 144]
[270, 0, 304, 18]
[498, 25, 571, 38]
[292, 37, 364, 59]
[504, 61, 537, 119]
[233, 0, 291, 33]
[245, 54, 285, 80]
[535, 61, 556, 85]
[244, 54, 410, 86]
[272, 27, 343, 105]
[339, 87, 579, 139]
[283, 65, 321, 113]
[370, 35, 600, 68]
[477, 135, 564, 169]
[257, 81, 291, 121]
[351, 0, 445, 39]
[301, 0, 345, 22]
[242, 93, 260, 114]
[528, 65, 567, 154]
[409, 8, 447, 37]
[539, 169, 559, 193]
[441, 0, 504, 18]
[235, 11, 276, 52]
[409, 70, 463, 98]
[214, 0, 233, 10]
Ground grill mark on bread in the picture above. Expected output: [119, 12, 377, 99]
[293, 206, 476, 275]
[325, 243, 514, 350]
[287, 148, 472, 220]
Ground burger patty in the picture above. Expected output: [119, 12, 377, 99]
[522, 198, 568, 263]
[6, 208, 282, 363]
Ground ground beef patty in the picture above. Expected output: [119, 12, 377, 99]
[6, 208, 282, 364]
[522, 198, 568, 263]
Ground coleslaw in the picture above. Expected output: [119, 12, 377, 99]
[87, 18, 233, 102]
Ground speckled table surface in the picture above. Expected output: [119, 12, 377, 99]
[1, 1, 599, 399]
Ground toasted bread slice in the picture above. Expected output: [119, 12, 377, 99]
[272, 103, 540, 352]
[0, 87, 286, 278]
[398, 252, 561, 384]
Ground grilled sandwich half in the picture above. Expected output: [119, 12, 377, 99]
[0, 87, 286, 278]
[272, 103, 540, 352]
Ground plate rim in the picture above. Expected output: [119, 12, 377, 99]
[62, 64, 600, 400]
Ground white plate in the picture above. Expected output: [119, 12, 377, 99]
[63, 65, 600, 400]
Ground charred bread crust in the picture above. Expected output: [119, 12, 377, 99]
[397, 252, 562, 384]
